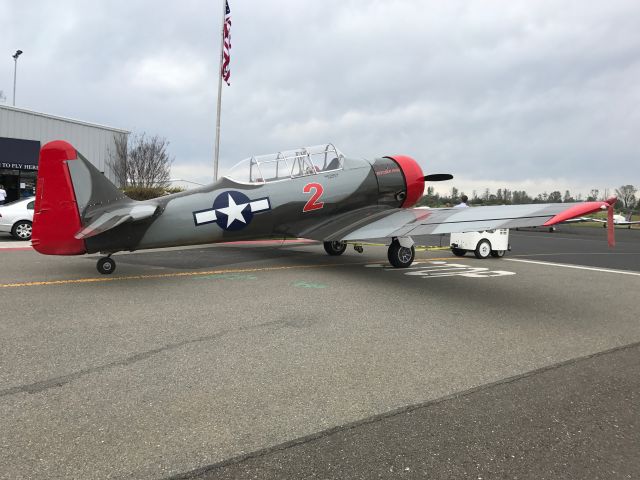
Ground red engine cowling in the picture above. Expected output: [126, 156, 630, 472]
[370, 155, 425, 208]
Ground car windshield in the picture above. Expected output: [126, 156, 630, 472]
[224, 144, 344, 184]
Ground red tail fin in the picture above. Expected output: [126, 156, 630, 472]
[32, 141, 87, 255]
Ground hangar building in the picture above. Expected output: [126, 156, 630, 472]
[0, 105, 128, 203]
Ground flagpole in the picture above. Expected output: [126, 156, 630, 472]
[213, 0, 227, 181]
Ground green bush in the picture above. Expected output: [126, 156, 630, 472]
[163, 186, 186, 195]
[122, 186, 185, 200]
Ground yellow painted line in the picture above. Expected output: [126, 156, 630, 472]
[0, 252, 464, 289]
[0, 263, 355, 289]
[354, 241, 449, 251]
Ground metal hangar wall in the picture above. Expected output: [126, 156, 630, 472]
[0, 105, 129, 203]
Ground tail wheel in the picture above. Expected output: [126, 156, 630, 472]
[97, 257, 116, 275]
[490, 250, 506, 258]
[323, 241, 347, 256]
[388, 240, 415, 268]
[12, 221, 32, 241]
[474, 239, 492, 259]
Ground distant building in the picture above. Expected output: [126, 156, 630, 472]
[0, 105, 129, 203]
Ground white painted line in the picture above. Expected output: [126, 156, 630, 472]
[0, 240, 33, 249]
[506, 258, 640, 276]
[511, 253, 640, 257]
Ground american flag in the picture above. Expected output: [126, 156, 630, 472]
[221, 0, 232, 86]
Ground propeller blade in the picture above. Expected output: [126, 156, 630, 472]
[424, 174, 453, 182]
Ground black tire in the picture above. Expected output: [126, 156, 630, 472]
[474, 239, 492, 259]
[97, 257, 116, 275]
[490, 250, 506, 258]
[11, 220, 32, 241]
[451, 247, 466, 257]
[323, 241, 347, 256]
[387, 240, 415, 268]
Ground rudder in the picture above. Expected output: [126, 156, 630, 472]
[32, 141, 87, 255]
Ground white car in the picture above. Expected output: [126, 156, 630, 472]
[0, 197, 35, 241]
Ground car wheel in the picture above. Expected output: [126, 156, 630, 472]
[451, 247, 466, 257]
[323, 241, 347, 256]
[490, 250, 506, 258]
[388, 240, 415, 268]
[12, 220, 32, 241]
[474, 239, 492, 259]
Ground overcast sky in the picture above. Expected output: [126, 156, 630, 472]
[1, 0, 638, 197]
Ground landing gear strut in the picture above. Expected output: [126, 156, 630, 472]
[97, 255, 116, 275]
[387, 238, 415, 268]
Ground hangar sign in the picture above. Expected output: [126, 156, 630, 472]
[0, 137, 40, 170]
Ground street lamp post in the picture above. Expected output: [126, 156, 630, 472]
[12, 50, 23, 106]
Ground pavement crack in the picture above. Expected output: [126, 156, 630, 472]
[164, 340, 640, 480]
[0, 319, 289, 398]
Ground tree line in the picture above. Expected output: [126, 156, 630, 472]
[417, 185, 638, 211]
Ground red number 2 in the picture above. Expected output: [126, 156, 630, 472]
[303, 183, 324, 212]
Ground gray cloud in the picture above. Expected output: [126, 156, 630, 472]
[1, 0, 638, 195]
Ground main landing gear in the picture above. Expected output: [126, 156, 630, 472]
[324, 238, 415, 268]
[97, 255, 116, 275]
[387, 238, 415, 268]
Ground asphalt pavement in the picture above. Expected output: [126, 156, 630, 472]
[177, 343, 640, 480]
[0, 226, 638, 479]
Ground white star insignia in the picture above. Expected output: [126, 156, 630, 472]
[217, 194, 249, 228]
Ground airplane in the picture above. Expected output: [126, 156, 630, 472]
[31, 140, 617, 274]
[566, 212, 639, 229]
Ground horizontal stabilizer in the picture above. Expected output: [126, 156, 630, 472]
[74, 204, 158, 239]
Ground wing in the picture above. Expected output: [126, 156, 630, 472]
[319, 201, 613, 242]
[74, 204, 158, 239]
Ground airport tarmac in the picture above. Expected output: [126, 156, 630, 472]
[0, 227, 638, 479]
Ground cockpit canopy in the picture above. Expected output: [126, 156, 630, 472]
[225, 144, 345, 184]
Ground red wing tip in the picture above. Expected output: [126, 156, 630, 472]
[605, 196, 617, 206]
[543, 200, 611, 226]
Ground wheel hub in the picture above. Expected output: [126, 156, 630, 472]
[399, 247, 412, 263]
[16, 224, 32, 239]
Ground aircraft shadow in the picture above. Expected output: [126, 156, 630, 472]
[90, 243, 322, 270]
